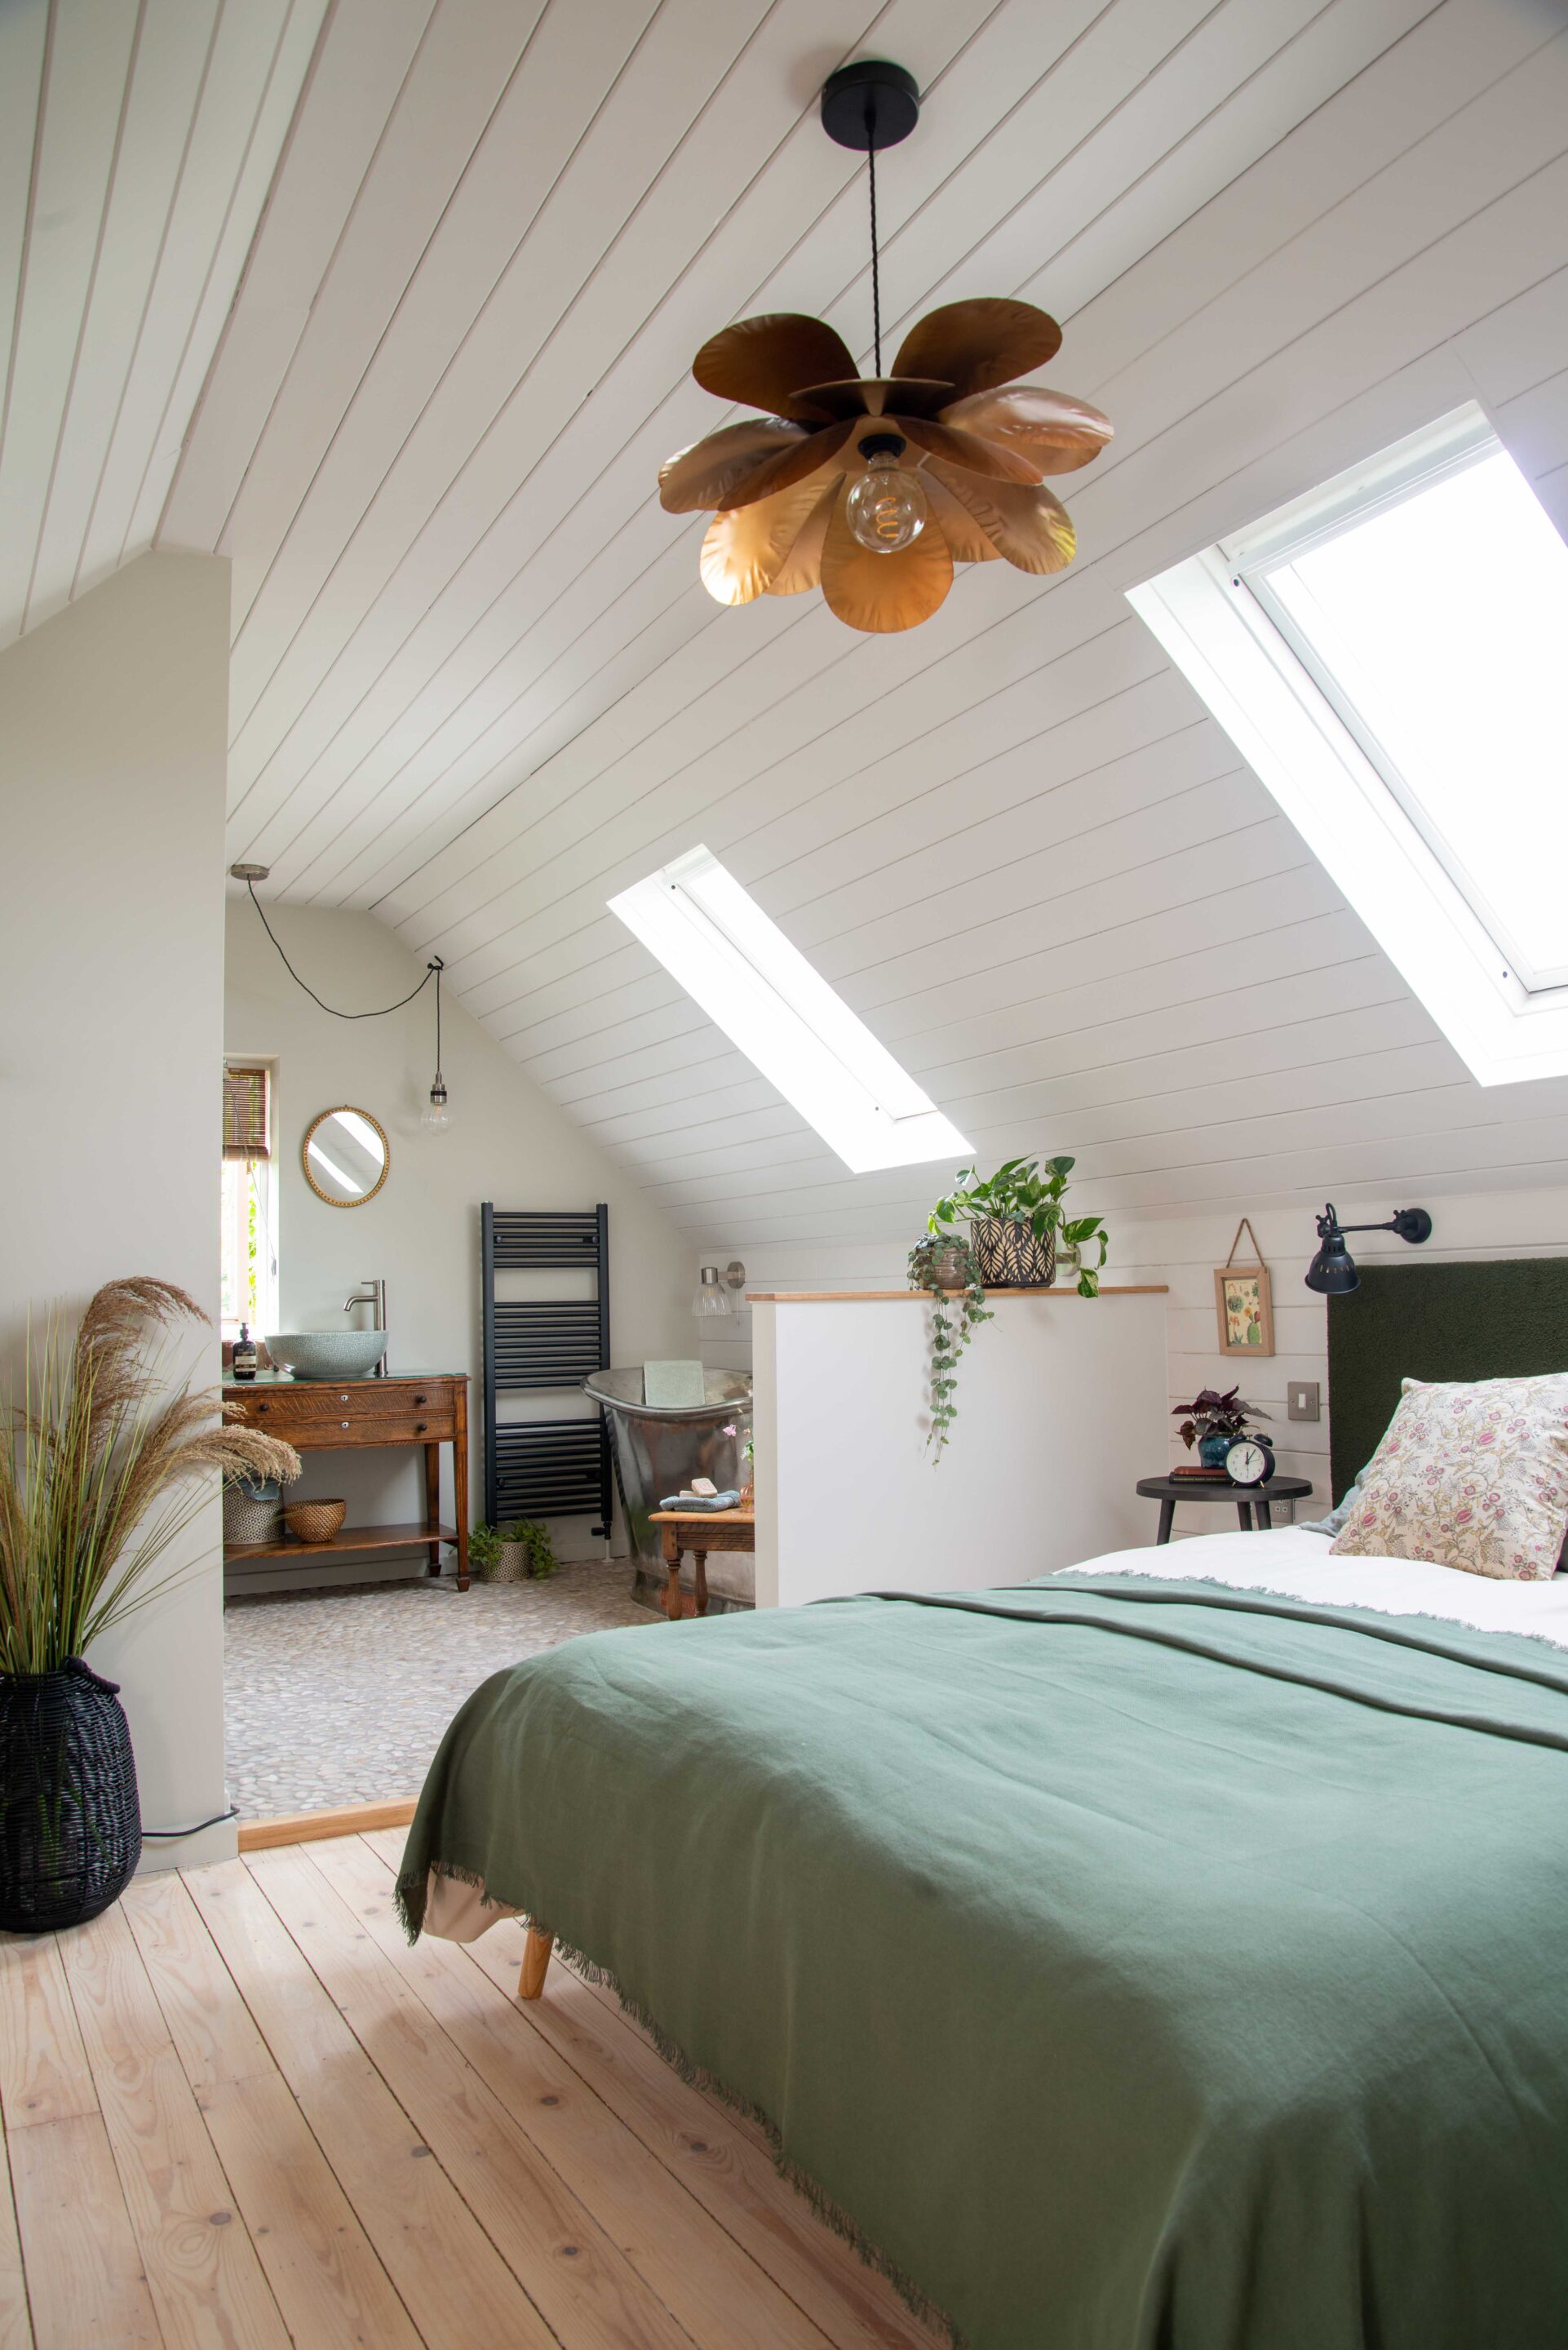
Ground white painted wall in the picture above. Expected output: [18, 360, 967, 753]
[752, 1290, 1169, 1604]
[224, 902, 693, 1585]
[0, 553, 234, 1869]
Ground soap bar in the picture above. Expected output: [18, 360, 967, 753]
[690, 1476, 718, 1497]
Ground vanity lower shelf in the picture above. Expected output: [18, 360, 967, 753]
[224, 1519, 461, 1563]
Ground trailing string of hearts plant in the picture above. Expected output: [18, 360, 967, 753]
[659, 60, 1113, 635]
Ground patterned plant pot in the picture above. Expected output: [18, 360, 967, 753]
[1198, 1433, 1233, 1470]
[489, 1541, 530, 1584]
[972, 1217, 1056, 1288]
[224, 1483, 281, 1545]
[0, 1660, 141, 1931]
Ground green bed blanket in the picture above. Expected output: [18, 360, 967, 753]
[396, 1578, 1568, 2349]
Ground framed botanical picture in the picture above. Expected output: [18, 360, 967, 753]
[1215, 1221, 1273, 1355]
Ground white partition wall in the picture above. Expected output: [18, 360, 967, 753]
[751, 1288, 1171, 1608]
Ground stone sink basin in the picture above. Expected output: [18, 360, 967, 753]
[266, 1332, 388, 1380]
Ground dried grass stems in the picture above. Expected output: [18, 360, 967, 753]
[0, 1277, 299, 1675]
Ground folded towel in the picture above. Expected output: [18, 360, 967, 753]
[658, 1488, 742, 1512]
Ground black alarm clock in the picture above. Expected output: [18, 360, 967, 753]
[1225, 1434, 1276, 1486]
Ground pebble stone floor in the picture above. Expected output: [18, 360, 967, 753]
[224, 1560, 659, 1819]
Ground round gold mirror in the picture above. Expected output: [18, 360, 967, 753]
[301, 1106, 389, 1207]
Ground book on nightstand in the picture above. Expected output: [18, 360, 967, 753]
[1170, 1464, 1230, 1479]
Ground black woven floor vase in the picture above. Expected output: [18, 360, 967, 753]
[0, 1659, 141, 1931]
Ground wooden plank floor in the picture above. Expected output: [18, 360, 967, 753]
[0, 1836, 945, 2350]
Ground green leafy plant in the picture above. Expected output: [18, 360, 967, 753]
[908, 1233, 993, 1456]
[911, 1157, 1109, 1459]
[0, 1279, 300, 1676]
[928, 1155, 1107, 1296]
[470, 1519, 560, 1579]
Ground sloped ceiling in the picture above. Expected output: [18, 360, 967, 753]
[0, 0, 327, 647]
[15, 0, 1568, 1245]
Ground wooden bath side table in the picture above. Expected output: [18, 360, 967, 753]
[649, 1505, 755, 1619]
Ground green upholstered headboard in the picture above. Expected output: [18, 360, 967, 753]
[1327, 1258, 1568, 1501]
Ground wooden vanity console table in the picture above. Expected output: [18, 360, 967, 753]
[223, 1373, 470, 1590]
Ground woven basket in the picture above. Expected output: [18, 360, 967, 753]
[0, 1661, 140, 1931]
[972, 1217, 1056, 1288]
[224, 1487, 281, 1545]
[284, 1498, 347, 1544]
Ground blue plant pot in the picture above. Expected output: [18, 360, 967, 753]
[1197, 1432, 1232, 1470]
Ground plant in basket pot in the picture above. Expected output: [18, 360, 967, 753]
[0, 1279, 299, 1931]
[910, 1156, 1109, 1454]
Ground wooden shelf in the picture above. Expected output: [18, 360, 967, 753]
[744, 1285, 1169, 1301]
[224, 1519, 458, 1563]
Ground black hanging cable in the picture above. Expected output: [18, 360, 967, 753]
[244, 878, 442, 1016]
[866, 121, 882, 376]
[143, 1806, 240, 1840]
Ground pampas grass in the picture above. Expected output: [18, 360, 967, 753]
[0, 1278, 300, 1675]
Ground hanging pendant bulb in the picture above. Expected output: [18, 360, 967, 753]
[847, 438, 928, 553]
[422, 958, 452, 1133]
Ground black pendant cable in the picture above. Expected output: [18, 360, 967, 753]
[229, 862, 451, 1128]
[821, 60, 920, 379]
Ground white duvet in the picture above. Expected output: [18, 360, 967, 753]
[1061, 1524, 1568, 1650]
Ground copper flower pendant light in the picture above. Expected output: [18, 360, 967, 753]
[660, 60, 1113, 635]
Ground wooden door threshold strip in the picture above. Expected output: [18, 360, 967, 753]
[238, 1797, 417, 1851]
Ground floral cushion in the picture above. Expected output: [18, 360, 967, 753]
[1329, 1374, 1568, 1581]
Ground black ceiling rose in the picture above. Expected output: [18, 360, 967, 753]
[821, 60, 920, 153]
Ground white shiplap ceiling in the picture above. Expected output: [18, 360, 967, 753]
[0, 0, 327, 648]
[16, 0, 1568, 1244]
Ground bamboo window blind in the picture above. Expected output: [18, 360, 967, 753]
[223, 1066, 271, 1162]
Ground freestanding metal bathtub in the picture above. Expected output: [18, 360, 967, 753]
[583, 1368, 754, 1605]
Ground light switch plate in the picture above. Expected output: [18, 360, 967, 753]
[1287, 1381, 1321, 1422]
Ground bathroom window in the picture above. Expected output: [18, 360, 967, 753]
[221, 1062, 278, 1341]
[609, 845, 970, 1173]
[1127, 404, 1568, 1086]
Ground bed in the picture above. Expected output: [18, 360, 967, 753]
[399, 1518, 1568, 2349]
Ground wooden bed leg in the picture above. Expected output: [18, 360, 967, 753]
[518, 1927, 554, 2001]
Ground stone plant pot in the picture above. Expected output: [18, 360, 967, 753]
[489, 1540, 531, 1584]
[0, 1659, 141, 1931]
[972, 1217, 1056, 1288]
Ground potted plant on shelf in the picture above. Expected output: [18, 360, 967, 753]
[1173, 1386, 1273, 1472]
[928, 1155, 1109, 1291]
[0, 1278, 299, 1932]
[470, 1519, 560, 1583]
[910, 1157, 1110, 1455]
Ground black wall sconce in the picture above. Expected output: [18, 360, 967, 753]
[1304, 1202, 1433, 1293]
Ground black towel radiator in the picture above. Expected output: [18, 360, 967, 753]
[481, 1204, 611, 1536]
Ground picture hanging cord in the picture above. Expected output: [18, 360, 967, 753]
[244, 878, 442, 1018]
[1224, 1217, 1265, 1269]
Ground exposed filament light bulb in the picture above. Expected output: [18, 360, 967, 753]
[846, 436, 928, 554]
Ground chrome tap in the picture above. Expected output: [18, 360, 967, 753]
[343, 1279, 387, 1373]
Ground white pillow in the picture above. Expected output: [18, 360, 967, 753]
[1329, 1373, 1568, 1581]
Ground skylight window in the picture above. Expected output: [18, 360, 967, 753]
[1127, 406, 1568, 1087]
[608, 846, 970, 1172]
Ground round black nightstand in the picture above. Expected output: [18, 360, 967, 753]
[1136, 1474, 1315, 1545]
